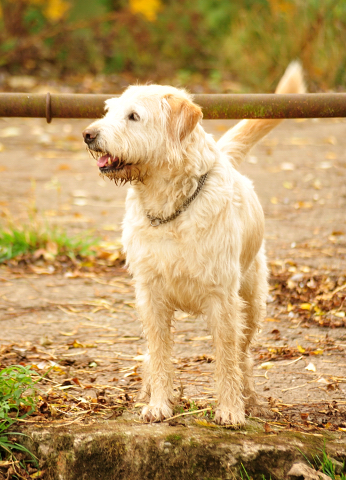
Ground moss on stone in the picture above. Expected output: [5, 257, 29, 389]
[20, 420, 346, 480]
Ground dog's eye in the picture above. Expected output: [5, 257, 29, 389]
[128, 112, 140, 121]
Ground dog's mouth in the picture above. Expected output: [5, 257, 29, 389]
[96, 154, 130, 173]
[88, 148, 144, 185]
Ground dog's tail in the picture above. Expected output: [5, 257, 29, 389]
[217, 61, 306, 168]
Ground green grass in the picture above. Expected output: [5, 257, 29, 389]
[188, 400, 199, 412]
[298, 446, 346, 480]
[0, 221, 98, 263]
[0, 365, 41, 467]
[239, 463, 272, 480]
[315, 451, 346, 480]
[240, 464, 252, 480]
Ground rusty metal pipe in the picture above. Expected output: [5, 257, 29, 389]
[0, 92, 346, 122]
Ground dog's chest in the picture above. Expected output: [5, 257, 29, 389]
[125, 227, 215, 312]
[125, 226, 198, 278]
[123, 215, 239, 286]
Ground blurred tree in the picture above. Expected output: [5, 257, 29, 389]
[0, 0, 344, 90]
[0, 0, 28, 36]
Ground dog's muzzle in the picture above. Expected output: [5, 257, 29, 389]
[82, 128, 128, 173]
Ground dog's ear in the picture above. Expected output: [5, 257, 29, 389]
[164, 94, 202, 141]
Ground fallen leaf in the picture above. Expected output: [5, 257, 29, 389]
[264, 422, 273, 433]
[313, 306, 324, 316]
[57, 163, 71, 170]
[294, 201, 313, 209]
[259, 362, 274, 370]
[133, 355, 145, 361]
[124, 371, 138, 378]
[30, 470, 46, 478]
[74, 198, 87, 206]
[300, 303, 312, 311]
[0, 127, 21, 137]
[51, 366, 66, 374]
[317, 378, 328, 384]
[247, 155, 258, 164]
[72, 377, 81, 386]
[280, 162, 295, 171]
[318, 161, 333, 169]
[59, 330, 78, 336]
[29, 265, 55, 275]
[283, 181, 294, 190]
[195, 419, 218, 428]
[305, 362, 316, 372]
[323, 136, 337, 145]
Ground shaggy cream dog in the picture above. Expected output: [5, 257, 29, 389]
[83, 62, 305, 426]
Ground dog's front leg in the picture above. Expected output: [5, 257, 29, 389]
[136, 285, 174, 422]
[208, 294, 246, 427]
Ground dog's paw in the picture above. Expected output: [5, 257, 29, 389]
[141, 404, 173, 423]
[214, 406, 246, 428]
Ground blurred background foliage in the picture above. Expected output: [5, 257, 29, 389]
[0, 0, 345, 92]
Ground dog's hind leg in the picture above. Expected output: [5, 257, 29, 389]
[136, 283, 175, 422]
[207, 290, 247, 426]
[239, 248, 268, 415]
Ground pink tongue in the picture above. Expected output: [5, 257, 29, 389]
[97, 155, 111, 168]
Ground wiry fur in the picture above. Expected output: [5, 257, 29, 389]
[83, 62, 305, 426]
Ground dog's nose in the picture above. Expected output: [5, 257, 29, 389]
[83, 128, 98, 145]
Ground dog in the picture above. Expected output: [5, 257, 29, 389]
[83, 62, 305, 426]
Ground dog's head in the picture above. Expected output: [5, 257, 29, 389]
[82, 85, 203, 184]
